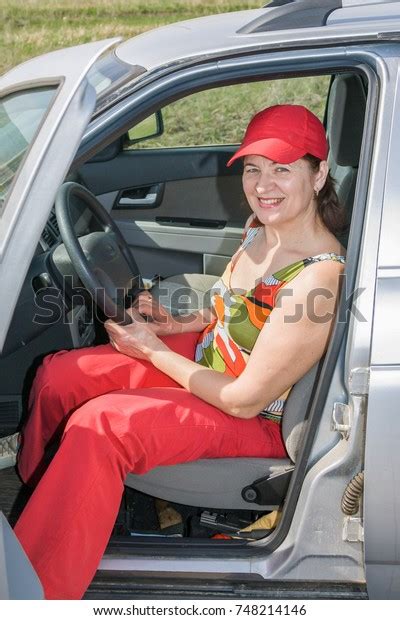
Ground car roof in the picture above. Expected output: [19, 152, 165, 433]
[116, 0, 400, 72]
[3, 1, 400, 94]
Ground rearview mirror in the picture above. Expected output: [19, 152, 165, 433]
[125, 111, 164, 146]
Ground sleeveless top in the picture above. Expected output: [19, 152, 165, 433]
[195, 217, 345, 423]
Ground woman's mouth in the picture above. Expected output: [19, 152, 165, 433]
[258, 197, 284, 208]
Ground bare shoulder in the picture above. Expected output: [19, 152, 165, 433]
[301, 257, 344, 288]
[274, 258, 345, 319]
[284, 257, 345, 295]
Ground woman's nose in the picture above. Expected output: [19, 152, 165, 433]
[256, 173, 275, 193]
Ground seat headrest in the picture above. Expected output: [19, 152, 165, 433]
[327, 74, 367, 168]
[282, 363, 320, 462]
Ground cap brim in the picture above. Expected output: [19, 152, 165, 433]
[226, 138, 307, 167]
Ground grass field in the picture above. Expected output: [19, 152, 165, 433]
[140, 77, 330, 148]
[0, 0, 262, 74]
[0, 0, 329, 146]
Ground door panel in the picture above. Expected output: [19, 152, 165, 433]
[80, 147, 247, 279]
[113, 220, 243, 279]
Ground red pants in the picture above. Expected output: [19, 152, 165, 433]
[15, 332, 285, 600]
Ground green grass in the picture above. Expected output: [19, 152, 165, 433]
[0, 0, 263, 74]
[138, 77, 330, 148]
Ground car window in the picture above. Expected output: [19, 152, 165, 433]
[90, 53, 147, 115]
[0, 86, 56, 213]
[126, 76, 330, 150]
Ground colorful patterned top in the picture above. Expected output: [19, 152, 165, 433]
[195, 217, 345, 423]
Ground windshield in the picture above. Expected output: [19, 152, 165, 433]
[0, 86, 56, 213]
[0, 54, 145, 212]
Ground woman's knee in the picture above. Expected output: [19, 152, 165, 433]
[30, 349, 95, 417]
[63, 395, 138, 469]
[64, 394, 124, 434]
[64, 392, 154, 448]
[34, 350, 79, 394]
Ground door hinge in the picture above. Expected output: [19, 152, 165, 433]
[332, 402, 351, 439]
[349, 367, 370, 397]
[343, 516, 364, 543]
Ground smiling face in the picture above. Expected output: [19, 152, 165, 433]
[242, 155, 328, 229]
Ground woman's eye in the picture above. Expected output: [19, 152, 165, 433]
[275, 166, 290, 173]
[245, 167, 259, 174]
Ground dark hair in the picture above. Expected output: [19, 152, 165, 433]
[303, 153, 347, 236]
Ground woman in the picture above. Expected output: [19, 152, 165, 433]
[14, 104, 345, 599]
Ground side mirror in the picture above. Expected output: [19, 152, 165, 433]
[125, 111, 164, 146]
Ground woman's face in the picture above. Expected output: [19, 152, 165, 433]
[242, 155, 328, 228]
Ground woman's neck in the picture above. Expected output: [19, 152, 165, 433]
[260, 215, 334, 256]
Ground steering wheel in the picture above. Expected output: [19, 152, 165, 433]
[55, 182, 140, 325]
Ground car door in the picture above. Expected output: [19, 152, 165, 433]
[0, 37, 120, 599]
[364, 62, 400, 600]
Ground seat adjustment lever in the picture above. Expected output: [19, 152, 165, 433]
[242, 467, 294, 505]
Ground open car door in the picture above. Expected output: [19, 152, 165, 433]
[0, 37, 119, 599]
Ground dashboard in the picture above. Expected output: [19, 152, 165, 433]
[2, 199, 99, 358]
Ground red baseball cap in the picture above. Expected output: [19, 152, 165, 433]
[227, 104, 328, 167]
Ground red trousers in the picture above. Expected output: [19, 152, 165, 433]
[15, 332, 285, 600]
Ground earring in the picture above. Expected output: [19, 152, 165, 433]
[314, 188, 319, 198]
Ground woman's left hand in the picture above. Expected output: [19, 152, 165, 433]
[104, 308, 169, 361]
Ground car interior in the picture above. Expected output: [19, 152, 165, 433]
[0, 67, 367, 548]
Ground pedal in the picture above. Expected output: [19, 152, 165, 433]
[199, 510, 254, 534]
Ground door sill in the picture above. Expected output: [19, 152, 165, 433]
[85, 570, 368, 600]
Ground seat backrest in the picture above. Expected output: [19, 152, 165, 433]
[326, 73, 367, 246]
[282, 363, 320, 462]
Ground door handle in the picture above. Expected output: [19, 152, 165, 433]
[115, 183, 164, 209]
[119, 193, 158, 207]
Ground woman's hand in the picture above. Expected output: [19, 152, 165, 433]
[128, 291, 178, 336]
[129, 290, 216, 335]
[104, 308, 169, 360]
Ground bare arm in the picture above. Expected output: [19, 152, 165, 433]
[107, 260, 344, 418]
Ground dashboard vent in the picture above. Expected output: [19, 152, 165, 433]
[41, 209, 60, 248]
[48, 210, 60, 237]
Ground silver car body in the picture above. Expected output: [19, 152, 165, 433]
[1, 0, 400, 600]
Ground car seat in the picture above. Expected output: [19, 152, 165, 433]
[125, 363, 319, 510]
[151, 272, 219, 315]
[325, 72, 367, 247]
